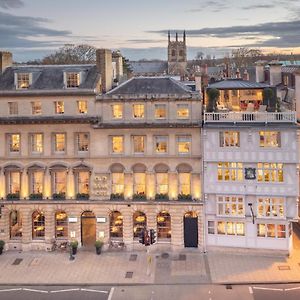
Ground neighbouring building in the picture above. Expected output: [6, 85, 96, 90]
[0, 50, 203, 251]
[203, 77, 298, 252]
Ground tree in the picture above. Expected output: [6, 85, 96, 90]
[262, 88, 275, 111]
[195, 51, 204, 60]
[206, 88, 220, 112]
[231, 47, 262, 69]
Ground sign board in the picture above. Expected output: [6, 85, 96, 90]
[68, 217, 78, 223]
[97, 217, 106, 223]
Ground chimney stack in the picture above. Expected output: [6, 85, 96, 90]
[269, 61, 282, 86]
[236, 68, 240, 79]
[255, 60, 266, 83]
[194, 73, 202, 97]
[0, 51, 12, 75]
[112, 51, 123, 81]
[96, 49, 113, 93]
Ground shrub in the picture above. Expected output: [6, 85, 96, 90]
[110, 193, 124, 201]
[132, 193, 147, 201]
[178, 194, 193, 201]
[206, 88, 220, 112]
[29, 193, 43, 200]
[155, 193, 169, 201]
[76, 193, 89, 200]
[6, 193, 20, 200]
[52, 192, 66, 200]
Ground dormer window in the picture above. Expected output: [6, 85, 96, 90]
[17, 73, 30, 89]
[66, 72, 80, 88]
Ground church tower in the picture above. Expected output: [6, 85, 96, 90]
[167, 31, 187, 76]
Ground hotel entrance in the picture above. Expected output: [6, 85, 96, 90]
[81, 211, 96, 247]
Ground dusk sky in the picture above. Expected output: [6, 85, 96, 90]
[0, 0, 300, 61]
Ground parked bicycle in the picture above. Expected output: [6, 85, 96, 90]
[109, 240, 126, 250]
[50, 239, 69, 252]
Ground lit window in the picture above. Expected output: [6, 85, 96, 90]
[133, 173, 146, 194]
[30, 171, 43, 194]
[8, 134, 20, 153]
[157, 211, 171, 239]
[217, 196, 244, 217]
[257, 163, 283, 182]
[31, 101, 42, 115]
[77, 171, 89, 194]
[10, 210, 22, 239]
[177, 136, 191, 154]
[177, 104, 189, 118]
[133, 104, 145, 119]
[217, 162, 243, 181]
[32, 211, 45, 239]
[259, 131, 280, 147]
[7, 171, 20, 194]
[155, 104, 166, 119]
[133, 136, 145, 153]
[219, 131, 240, 147]
[112, 136, 123, 153]
[257, 223, 286, 238]
[66, 72, 80, 88]
[55, 101, 64, 114]
[77, 133, 89, 152]
[110, 211, 123, 238]
[8, 102, 18, 115]
[155, 136, 167, 153]
[112, 173, 124, 194]
[53, 170, 66, 194]
[257, 198, 285, 218]
[55, 211, 68, 238]
[112, 104, 123, 119]
[156, 173, 168, 194]
[30, 133, 43, 153]
[178, 173, 191, 195]
[133, 211, 146, 238]
[54, 133, 66, 153]
[217, 221, 245, 236]
[207, 221, 215, 234]
[77, 100, 87, 114]
[17, 73, 30, 89]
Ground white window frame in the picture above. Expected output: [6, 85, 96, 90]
[257, 163, 284, 183]
[132, 135, 145, 154]
[257, 223, 286, 239]
[256, 197, 285, 219]
[111, 104, 123, 120]
[216, 221, 245, 236]
[216, 195, 245, 217]
[217, 162, 243, 181]
[259, 131, 281, 148]
[177, 135, 191, 154]
[154, 136, 168, 154]
[176, 103, 189, 119]
[132, 104, 145, 119]
[7, 133, 21, 155]
[30, 133, 43, 154]
[111, 136, 124, 154]
[53, 133, 66, 154]
[219, 131, 240, 147]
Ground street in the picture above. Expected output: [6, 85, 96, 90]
[0, 284, 299, 300]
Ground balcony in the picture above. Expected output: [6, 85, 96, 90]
[204, 111, 296, 124]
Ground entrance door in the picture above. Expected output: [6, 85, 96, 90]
[81, 211, 96, 247]
[184, 212, 198, 248]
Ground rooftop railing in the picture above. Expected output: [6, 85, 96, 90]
[204, 111, 296, 124]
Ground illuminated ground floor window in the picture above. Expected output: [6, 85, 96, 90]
[157, 211, 171, 239]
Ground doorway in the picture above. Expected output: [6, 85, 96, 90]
[184, 211, 198, 248]
[81, 211, 96, 247]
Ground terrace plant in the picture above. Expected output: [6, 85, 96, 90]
[206, 88, 220, 112]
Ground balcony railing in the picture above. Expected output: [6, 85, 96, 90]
[204, 111, 296, 123]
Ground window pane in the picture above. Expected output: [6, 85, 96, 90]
[9, 172, 20, 194]
[110, 211, 123, 238]
[55, 134, 65, 152]
[177, 104, 189, 118]
[77, 133, 89, 152]
[77, 101, 87, 114]
[112, 104, 123, 119]
[66, 72, 80, 88]
[31, 171, 43, 194]
[133, 104, 144, 118]
[112, 136, 123, 153]
[55, 101, 64, 114]
[31, 133, 43, 153]
[77, 171, 89, 194]
[8, 102, 18, 115]
[134, 173, 146, 194]
[179, 173, 190, 195]
[32, 211, 45, 239]
[31, 101, 42, 115]
[55, 211, 68, 238]
[178, 136, 191, 153]
[9, 134, 20, 153]
[133, 136, 145, 153]
[10, 210, 22, 239]
[112, 173, 124, 194]
[156, 173, 168, 194]
[133, 211, 146, 238]
[155, 136, 167, 153]
[157, 211, 171, 239]
[155, 104, 166, 119]
[53, 171, 66, 194]
[17, 73, 30, 89]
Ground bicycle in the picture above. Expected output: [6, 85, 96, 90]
[50, 239, 69, 252]
[109, 240, 126, 250]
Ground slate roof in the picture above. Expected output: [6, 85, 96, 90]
[106, 77, 193, 96]
[208, 79, 269, 90]
[0, 64, 99, 93]
[129, 61, 168, 75]
[282, 65, 300, 74]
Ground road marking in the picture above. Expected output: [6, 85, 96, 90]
[80, 288, 109, 293]
[108, 287, 115, 300]
[285, 286, 300, 291]
[253, 287, 283, 292]
[0, 288, 22, 292]
[248, 287, 253, 294]
[50, 288, 80, 293]
[22, 288, 48, 293]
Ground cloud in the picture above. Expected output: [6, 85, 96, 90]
[241, 4, 275, 9]
[149, 20, 300, 48]
[0, 0, 23, 9]
[185, 0, 229, 13]
[125, 39, 166, 44]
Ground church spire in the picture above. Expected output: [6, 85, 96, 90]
[176, 32, 178, 41]
[168, 30, 170, 42]
[183, 30, 186, 43]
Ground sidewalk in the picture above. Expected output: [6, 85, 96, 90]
[0, 246, 299, 285]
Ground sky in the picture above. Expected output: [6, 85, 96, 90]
[0, 0, 300, 62]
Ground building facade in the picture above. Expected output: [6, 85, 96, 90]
[0, 52, 203, 251]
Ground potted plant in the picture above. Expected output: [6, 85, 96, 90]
[110, 193, 124, 201]
[178, 194, 193, 201]
[76, 193, 89, 200]
[52, 192, 66, 200]
[132, 193, 147, 201]
[0, 240, 5, 255]
[29, 193, 43, 200]
[70, 240, 78, 255]
[6, 193, 20, 200]
[155, 193, 169, 201]
[95, 239, 104, 255]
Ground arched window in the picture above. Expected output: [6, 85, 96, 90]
[172, 50, 176, 57]
[110, 211, 123, 238]
[157, 211, 171, 240]
[4, 165, 22, 198]
[133, 211, 146, 238]
[133, 164, 147, 195]
[55, 211, 68, 238]
[50, 164, 68, 197]
[177, 164, 192, 196]
[10, 210, 22, 239]
[110, 164, 125, 195]
[32, 211, 45, 239]
[154, 164, 169, 195]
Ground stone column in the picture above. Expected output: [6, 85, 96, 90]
[171, 211, 183, 247]
[44, 207, 55, 248]
[122, 206, 133, 244]
[0, 168, 5, 199]
[21, 207, 32, 251]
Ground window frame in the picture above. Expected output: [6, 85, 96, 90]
[257, 163, 284, 183]
[216, 195, 245, 217]
[111, 135, 124, 154]
[132, 135, 145, 154]
[176, 103, 190, 119]
[29, 133, 44, 155]
[7, 133, 21, 155]
[259, 131, 281, 148]
[132, 104, 145, 119]
[53, 133, 66, 154]
[217, 162, 243, 181]
[77, 100, 88, 114]
[8, 102, 18, 115]
[257, 223, 286, 239]
[75, 132, 89, 154]
[154, 135, 168, 154]
[54, 101, 65, 114]
[111, 104, 123, 120]
[177, 135, 191, 155]
[219, 131, 240, 148]
[31, 101, 42, 115]
[154, 104, 167, 120]
[257, 197, 285, 219]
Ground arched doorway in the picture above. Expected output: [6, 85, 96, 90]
[81, 211, 96, 247]
[184, 211, 198, 248]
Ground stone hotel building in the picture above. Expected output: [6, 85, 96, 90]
[0, 50, 203, 251]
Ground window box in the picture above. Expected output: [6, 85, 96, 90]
[29, 193, 43, 200]
[155, 193, 169, 201]
[132, 193, 147, 201]
[110, 193, 124, 201]
[6, 193, 20, 200]
[178, 194, 193, 201]
[76, 193, 89, 200]
[52, 193, 66, 200]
